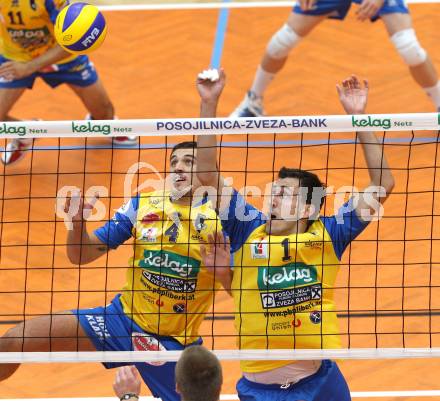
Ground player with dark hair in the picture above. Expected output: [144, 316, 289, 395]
[197, 71, 394, 400]
[0, 94, 224, 401]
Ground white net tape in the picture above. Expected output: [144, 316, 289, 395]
[0, 113, 438, 138]
[1, 348, 440, 364]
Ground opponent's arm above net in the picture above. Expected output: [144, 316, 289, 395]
[336, 75, 395, 221]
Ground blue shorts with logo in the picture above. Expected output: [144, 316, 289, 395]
[293, 0, 408, 20]
[73, 294, 202, 401]
[236, 360, 351, 401]
[0, 54, 98, 89]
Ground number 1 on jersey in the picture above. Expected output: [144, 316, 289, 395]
[281, 238, 291, 261]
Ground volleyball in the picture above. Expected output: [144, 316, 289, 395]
[54, 2, 107, 55]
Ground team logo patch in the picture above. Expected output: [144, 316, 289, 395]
[132, 332, 167, 366]
[142, 213, 160, 224]
[194, 213, 207, 233]
[140, 227, 158, 242]
[251, 239, 268, 259]
[309, 311, 322, 324]
[173, 303, 186, 313]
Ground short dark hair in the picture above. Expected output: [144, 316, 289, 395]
[175, 345, 222, 401]
[171, 141, 197, 158]
[278, 167, 326, 210]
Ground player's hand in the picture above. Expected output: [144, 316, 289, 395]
[63, 190, 97, 226]
[196, 68, 226, 103]
[200, 232, 230, 278]
[336, 75, 368, 115]
[356, 0, 384, 21]
[0, 61, 33, 80]
[298, 0, 317, 11]
[113, 366, 141, 399]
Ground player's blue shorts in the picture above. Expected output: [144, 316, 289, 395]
[73, 294, 202, 401]
[0, 55, 98, 89]
[236, 360, 351, 401]
[293, 0, 408, 20]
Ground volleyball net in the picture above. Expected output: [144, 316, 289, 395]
[1, 113, 440, 365]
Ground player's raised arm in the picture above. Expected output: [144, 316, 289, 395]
[336, 75, 395, 220]
[196, 69, 227, 201]
[64, 191, 109, 265]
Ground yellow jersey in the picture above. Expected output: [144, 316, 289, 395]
[94, 190, 222, 345]
[222, 190, 368, 372]
[0, 0, 74, 62]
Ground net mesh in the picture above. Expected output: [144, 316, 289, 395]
[1, 115, 440, 364]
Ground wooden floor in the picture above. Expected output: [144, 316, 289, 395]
[1, 3, 440, 400]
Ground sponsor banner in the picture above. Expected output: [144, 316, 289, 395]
[263, 301, 321, 317]
[260, 284, 322, 309]
[0, 113, 437, 138]
[139, 250, 200, 293]
[7, 26, 50, 51]
[142, 270, 197, 293]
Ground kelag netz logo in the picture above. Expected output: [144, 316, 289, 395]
[71, 121, 111, 135]
[351, 116, 391, 130]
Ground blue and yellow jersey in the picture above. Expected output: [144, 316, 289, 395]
[95, 190, 222, 345]
[221, 190, 369, 372]
[0, 0, 74, 62]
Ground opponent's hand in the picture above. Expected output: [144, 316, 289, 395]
[298, 0, 317, 11]
[356, 0, 384, 21]
[113, 366, 141, 399]
[336, 75, 369, 115]
[196, 68, 226, 103]
[0, 61, 33, 80]
[200, 232, 230, 278]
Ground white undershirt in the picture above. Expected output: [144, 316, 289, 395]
[243, 360, 322, 385]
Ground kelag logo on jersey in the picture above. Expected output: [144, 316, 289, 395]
[258, 263, 321, 309]
[139, 250, 200, 293]
[257, 263, 317, 291]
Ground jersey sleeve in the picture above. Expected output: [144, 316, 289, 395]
[45, 0, 69, 24]
[94, 195, 139, 249]
[220, 189, 266, 253]
[321, 198, 370, 260]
